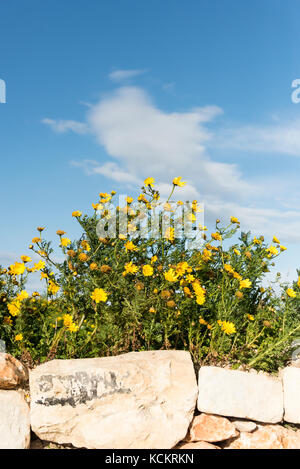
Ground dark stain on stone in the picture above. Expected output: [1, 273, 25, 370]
[36, 371, 131, 407]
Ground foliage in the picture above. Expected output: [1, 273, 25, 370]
[1, 177, 300, 372]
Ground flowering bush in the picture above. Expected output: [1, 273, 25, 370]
[1, 177, 300, 372]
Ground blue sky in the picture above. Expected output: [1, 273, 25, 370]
[0, 0, 300, 288]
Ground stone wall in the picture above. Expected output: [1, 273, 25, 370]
[1, 350, 300, 449]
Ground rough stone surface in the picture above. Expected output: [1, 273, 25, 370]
[177, 441, 220, 449]
[0, 390, 30, 448]
[185, 413, 238, 442]
[30, 351, 198, 449]
[231, 419, 257, 433]
[197, 366, 283, 423]
[0, 353, 28, 389]
[282, 367, 300, 424]
[225, 424, 300, 449]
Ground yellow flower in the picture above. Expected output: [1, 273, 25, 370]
[92, 203, 103, 211]
[20, 255, 32, 263]
[125, 241, 138, 252]
[48, 281, 60, 296]
[32, 237, 41, 243]
[186, 274, 195, 283]
[144, 177, 155, 187]
[239, 278, 252, 289]
[17, 290, 29, 301]
[142, 265, 153, 277]
[151, 255, 158, 264]
[221, 321, 236, 335]
[253, 236, 262, 245]
[90, 262, 98, 271]
[230, 217, 240, 224]
[61, 237, 71, 247]
[202, 249, 212, 262]
[199, 317, 207, 325]
[3, 316, 12, 326]
[91, 288, 108, 303]
[273, 236, 280, 244]
[280, 245, 287, 251]
[211, 232, 222, 241]
[235, 291, 243, 299]
[164, 268, 179, 282]
[78, 252, 88, 262]
[68, 323, 79, 333]
[138, 194, 148, 203]
[81, 240, 91, 251]
[149, 307, 156, 313]
[123, 262, 139, 275]
[224, 264, 234, 274]
[196, 294, 205, 305]
[176, 262, 191, 276]
[63, 314, 73, 328]
[173, 177, 186, 187]
[9, 262, 26, 276]
[56, 230, 66, 236]
[247, 314, 254, 321]
[15, 334, 23, 342]
[165, 227, 175, 242]
[266, 246, 278, 256]
[286, 288, 296, 298]
[72, 211, 82, 217]
[8, 301, 21, 316]
[33, 260, 46, 271]
[234, 249, 241, 256]
[126, 196, 134, 204]
[187, 212, 196, 222]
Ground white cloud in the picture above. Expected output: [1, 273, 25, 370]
[216, 118, 300, 156]
[109, 69, 147, 83]
[42, 118, 89, 135]
[43, 84, 300, 244]
[71, 160, 140, 184]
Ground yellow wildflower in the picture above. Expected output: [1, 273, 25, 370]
[220, 320, 236, 335]
[239, 278, 252, 289]
[60, 237, 71, 247]
[142, 265, 154, 277]
[173, 177, 186, 187]
[165, 227, 175, 242]
[72, 211, 82, 217]
[144, 177, 155, 187]
[15, 334, 23, 342]
[286, 288, 296, 298]
[164, 268, 179, 282]
[81, 240, 91, 251]
[125, 241, 138, 252]
[211, 232, 222, 241]
[91, 288, 108, 303]
[9, 262, 26, 276]
[20, 255, 32, 263]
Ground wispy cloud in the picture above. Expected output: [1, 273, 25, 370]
[109, 69, 147, 83]
[216, 118, 300, 157]
[71, 160, 140, 185]
[42, 118, 89, 135]
[43, 82, 300, 243]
